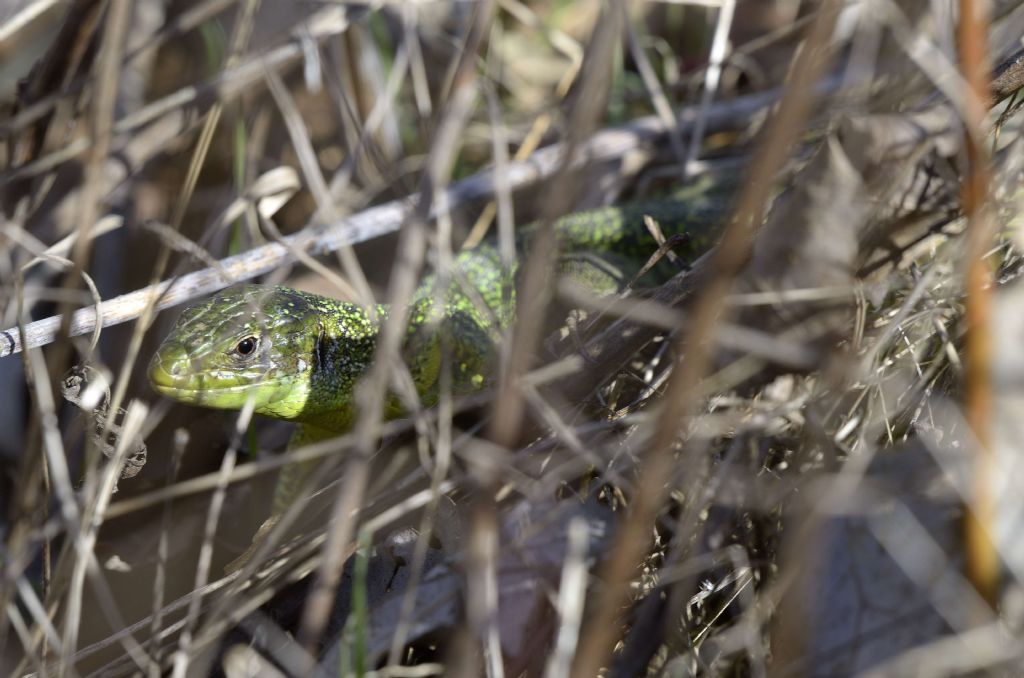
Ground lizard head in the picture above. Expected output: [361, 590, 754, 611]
[148, 285, 376, 425]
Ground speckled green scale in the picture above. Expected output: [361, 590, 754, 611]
[149, 183, 732, 444]
[527, 186, 727, 272]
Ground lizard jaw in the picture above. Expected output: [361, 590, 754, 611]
[148, 351, 311, 417]
[149, 360, 257, 407]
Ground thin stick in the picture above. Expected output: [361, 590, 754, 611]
[570, 4, 842, 674]
[0, 86, 785, 359]
[957, 0, 999, 609]
[294, 1, 496, 655]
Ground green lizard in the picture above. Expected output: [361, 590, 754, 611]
[148, 183, 730, 511]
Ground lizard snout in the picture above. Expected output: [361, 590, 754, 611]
[148, 345, 193, 395]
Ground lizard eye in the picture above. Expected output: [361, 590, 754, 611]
[235, 336, 258, 356]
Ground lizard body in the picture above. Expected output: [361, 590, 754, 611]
[150, 189, 726, 425]
[148, 185, 730, 511]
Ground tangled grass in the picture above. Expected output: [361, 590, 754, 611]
[3, 0, 1024, 675]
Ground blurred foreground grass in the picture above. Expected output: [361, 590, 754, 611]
[3, 1, 1024, 676]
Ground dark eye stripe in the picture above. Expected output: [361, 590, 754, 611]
[314, 330, 325, 372]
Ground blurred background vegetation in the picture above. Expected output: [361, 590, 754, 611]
[4, 0, 1024, 676]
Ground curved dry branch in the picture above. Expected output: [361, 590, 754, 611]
[0, 85, 784, 359]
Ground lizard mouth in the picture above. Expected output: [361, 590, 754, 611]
[148, 350, 284, 406]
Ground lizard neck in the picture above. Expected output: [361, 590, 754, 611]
[294, 299, 443, 431]
[291, 301, 387, 431]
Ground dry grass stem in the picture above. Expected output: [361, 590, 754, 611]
[7, 1, 1024, 675]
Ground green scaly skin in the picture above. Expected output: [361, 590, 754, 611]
[148, 183, 730, 512]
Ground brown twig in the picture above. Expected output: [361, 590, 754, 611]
[958, 0, 999, 609]
[294, 0, 496, 655]
[570, 3, 842, 674]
